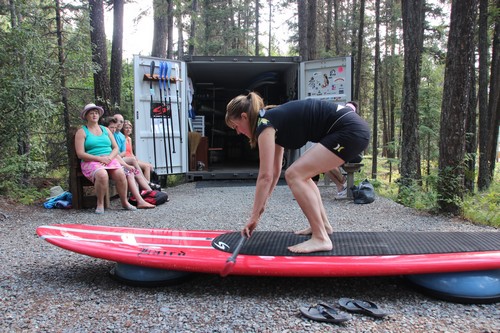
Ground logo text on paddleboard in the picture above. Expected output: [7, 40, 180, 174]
[214, 241, 230, 251]
[138, 248, 186, 257]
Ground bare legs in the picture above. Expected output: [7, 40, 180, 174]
[138, 161, 152, 182]
[125, 173, 155, 209]
[326, 168, 346, 193]
[106, 168, 130, 209]
[285, 144, 344, 253]
[93, 169, 110, 212]
[294, 180, 333, 235]
[124, 156, 152, 182]
[95, 168, 155, 211]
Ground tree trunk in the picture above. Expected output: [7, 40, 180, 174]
[325, 0, 332, 53]
[110, 0, 123, 113]
[268, 0, 271, 55]
[388, 0, 396, 161]
[89, 0, 111, 115]
[203, 0, 210, 55]
[188, 0, 197, 56]
[486, 0, 500, 182]
[475, 0, 499, 192]
[464, 41, 477, 193]
[437, 0, 477, 214]
[371, 0, 380, 179]
[167, 0, 174, 59]
[255, 0, 259, 56]
[177, 4, 184, 59]
[353, 0, 365, 102]
[398, 0, 424, 192]
[477, 0, 490, 190]
[307, 0, 317, 60]
[152, 0, 168, 58]
[55, 0, 73, 193]
[333, 0, 339, 55]
[350, 0, 358, 67]
[298, 0, 308, 61]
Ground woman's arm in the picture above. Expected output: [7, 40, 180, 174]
[243, 127, 278, 237]
[115, 155, 136, 172]
[126, 137, 137, 158]
[269, 145, 284, 197]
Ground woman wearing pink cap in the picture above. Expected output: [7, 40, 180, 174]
[74, 103, 143, 213]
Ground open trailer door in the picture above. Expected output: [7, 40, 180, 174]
[296, 57, 353, 155]
[133, 55, 189, 176]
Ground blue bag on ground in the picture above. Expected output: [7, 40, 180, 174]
[351, 179, 375, 204]
[44, 192, 73, 209]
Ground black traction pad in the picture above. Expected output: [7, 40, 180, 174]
[212, 231, 500, 257]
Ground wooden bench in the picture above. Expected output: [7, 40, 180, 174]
[342, 163, 364, 199]
[68, 127, 114, 209]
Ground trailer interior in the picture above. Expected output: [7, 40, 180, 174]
[185, 56, 300, 180]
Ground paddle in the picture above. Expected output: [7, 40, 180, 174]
[149, 61, 157, 169]
[220, 235, 246, 277]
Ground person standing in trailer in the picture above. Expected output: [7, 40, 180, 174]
[225, 92, 370, 253]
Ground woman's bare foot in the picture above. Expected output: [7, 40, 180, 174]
[288, 237, 333, 253]
[294, 224, 334, 235]
[137, 201, 155, 209]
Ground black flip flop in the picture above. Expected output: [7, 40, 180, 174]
[338, 298, 388, 318]
[299, 303, 351, 324]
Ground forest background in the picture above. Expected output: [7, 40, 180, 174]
[0, 0, 498, 225]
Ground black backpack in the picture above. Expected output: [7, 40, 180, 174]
[351, 179, 375, 204]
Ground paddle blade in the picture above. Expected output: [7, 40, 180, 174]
[220, 261, 235, 277]
[219, 235, 246, 277]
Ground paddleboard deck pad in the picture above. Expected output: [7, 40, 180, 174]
[214, 231, 500, 256]
[37, 224, 500, 277]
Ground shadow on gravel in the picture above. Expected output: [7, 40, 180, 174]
[29, 258, 419, 300]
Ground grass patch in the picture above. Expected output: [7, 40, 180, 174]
[463, 178, 500, 227]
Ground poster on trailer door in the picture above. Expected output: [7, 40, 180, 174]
[306, 66, 346, 98]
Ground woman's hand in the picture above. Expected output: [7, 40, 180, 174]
[242, 219, 258, 238]
[100, 156, 112, 165]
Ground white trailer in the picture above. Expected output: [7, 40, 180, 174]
[133, 55, 352, 180]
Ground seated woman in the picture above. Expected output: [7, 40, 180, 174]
[101, 117, 156, 207]
[75, 104, 153, 213]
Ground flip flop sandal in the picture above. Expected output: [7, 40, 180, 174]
[338, 298, 388, 318]
[299, 303, 351, 324]
[122, 204, 138, 211]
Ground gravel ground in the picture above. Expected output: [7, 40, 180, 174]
[1, 181, 499, 332]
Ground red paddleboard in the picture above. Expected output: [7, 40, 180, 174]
[36, 224, 500, 277]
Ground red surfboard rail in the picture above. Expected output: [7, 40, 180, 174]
[36, 224, 500, 277]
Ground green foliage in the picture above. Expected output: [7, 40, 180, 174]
[396, 179, 440, 212]
[0, 153, 48, 204]
[363, 158, 498, 227]
[166, 174, 185, 187]
[463, 173, 500, 227]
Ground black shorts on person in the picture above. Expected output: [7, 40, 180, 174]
[256, 99, 370, 163]
[318, 111, 370, 163]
